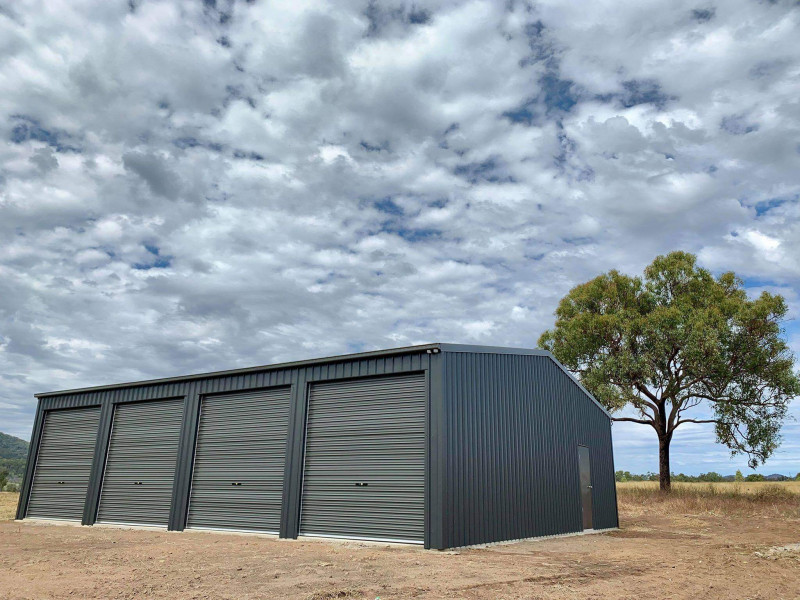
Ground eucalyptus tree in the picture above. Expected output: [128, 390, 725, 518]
[539, 251, 799, 490]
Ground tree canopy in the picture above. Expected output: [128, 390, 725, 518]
[539, 251, 799, 489]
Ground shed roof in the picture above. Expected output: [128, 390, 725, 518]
[34, 343, 611, 418]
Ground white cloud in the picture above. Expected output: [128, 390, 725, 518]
[0, 0, 798, 474]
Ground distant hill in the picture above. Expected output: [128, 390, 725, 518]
[0, 432, 29, 460]
[0, 432, 30, 483]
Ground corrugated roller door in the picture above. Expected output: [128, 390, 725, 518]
[187, 388, 291, 532]
[26, 407, 101, 521]
[96, 398, 184, 526]
[300, 373, 426, 543]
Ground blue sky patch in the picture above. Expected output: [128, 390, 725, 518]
[134, 244, 172, 270]
[374, 197, 404, 216]
[454, 157, 515, 184]
[503, 101, 537, 125]
[393, 227, 441, 242]
[10, 115, 81, 152]
[753, 195, 798, 217]
[539, 72, 579, 113]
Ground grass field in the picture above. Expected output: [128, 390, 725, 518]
[617, 480, 800, 518]
[0, 492, 18, 521]
[617, 480, 800, 494]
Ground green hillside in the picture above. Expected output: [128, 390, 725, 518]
[0, 432, 30, 483]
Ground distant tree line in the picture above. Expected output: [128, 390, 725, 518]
[0, 469, 20, 492]
[0, 458, 26, 483]
[615, 470, 800, 483]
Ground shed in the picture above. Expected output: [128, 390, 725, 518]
[16, 343, 618, 549]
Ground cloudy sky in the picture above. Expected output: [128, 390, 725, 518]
[1, 0, 799, 475]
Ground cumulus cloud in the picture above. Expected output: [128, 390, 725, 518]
[0, 0, 798, 473]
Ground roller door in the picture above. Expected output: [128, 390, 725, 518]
[26, 407, 101, 521]
[299, 373, 426, 543]
[96, 398, 184, 526]
[187, 388, 291, 532]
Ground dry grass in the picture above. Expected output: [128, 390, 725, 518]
[617, 481, 800, 518]
[618, 480, 800, 494]
[0, 492, 19, 521]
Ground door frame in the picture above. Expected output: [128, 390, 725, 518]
[577, 444, 593, 530]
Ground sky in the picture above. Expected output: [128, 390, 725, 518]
[1, 0, 799, 476]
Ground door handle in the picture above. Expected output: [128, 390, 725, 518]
[587, 485, 593, 489]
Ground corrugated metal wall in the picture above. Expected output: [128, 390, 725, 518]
[440, 352, 617, 548]
[16, 350, 434, 545]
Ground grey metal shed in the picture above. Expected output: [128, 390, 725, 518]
[17, 343, 618, 549]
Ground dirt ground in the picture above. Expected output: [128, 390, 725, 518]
[1, 492, 799, 600]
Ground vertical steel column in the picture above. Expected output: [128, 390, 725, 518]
[168, 392, 198, 531]
[15, 402, 45, 520]
[427, 350, 446, 550]
[82, 400, 115, 525]
[282, 373, 308, 539]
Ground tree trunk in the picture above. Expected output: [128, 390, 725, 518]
[658, 433, 671, 491]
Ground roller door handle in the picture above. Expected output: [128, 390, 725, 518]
[231, 482, 243, 486]
[133, 481, 144, 485]
[57, 481, 66, 484]
[354, 482, 369, 487]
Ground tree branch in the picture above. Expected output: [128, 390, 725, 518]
[634, 383, 661, 409]
[675, 418, 720, 426]
[613, 417, 657, 428]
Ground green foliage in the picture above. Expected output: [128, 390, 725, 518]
[616, 471, 786, 483]
[0, 432, 29, 460]
[615, 470, 659, 482]
[697, 471, 724, 482]
[539, 251, 800, 476]
[0, 459, 26, 482]
[0, 432, 29, 483]
[795, 473, 800, 481]
[0, 469, 8, 491]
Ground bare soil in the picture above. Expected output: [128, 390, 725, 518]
[1, 491, 799, 599]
